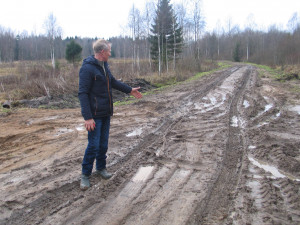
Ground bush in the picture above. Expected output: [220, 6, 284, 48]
[0, 60, 79, 102]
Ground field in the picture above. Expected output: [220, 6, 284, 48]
[0, 62, 300, 224]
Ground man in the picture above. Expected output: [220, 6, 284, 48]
[78, 39, 142, 190]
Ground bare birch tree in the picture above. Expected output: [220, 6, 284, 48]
[288, 12, 299, 33]
[129, 5, 145, 74]
[144, 0, 156, 68]
[245, 14, 257, 61]
[214, 20, 223, 58]
[192, 0, 205, 60]
[43, 12, 62, 69]
[129, 5, 137, 73]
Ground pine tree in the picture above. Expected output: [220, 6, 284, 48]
[150, 0, 183, 73]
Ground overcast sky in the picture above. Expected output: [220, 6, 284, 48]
[0, 0, 299, 38]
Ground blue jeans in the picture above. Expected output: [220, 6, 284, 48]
[82, 116, 111, 176]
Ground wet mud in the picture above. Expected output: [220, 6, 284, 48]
[0, 64, 299, 224]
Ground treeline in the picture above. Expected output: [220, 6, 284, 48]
[0, 0, 299, 69]
[201, 24, 300, 66]
[0, 32, 94, 62]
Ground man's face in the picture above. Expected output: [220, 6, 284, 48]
[101, 46, 111, 61]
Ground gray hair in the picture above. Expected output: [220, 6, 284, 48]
[93, 39, 111, 53]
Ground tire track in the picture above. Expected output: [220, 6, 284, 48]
[2, 65, 263, 225]
[188, 66, 254, 224]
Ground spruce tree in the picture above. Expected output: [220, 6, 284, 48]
[150, 0, 183, 72]
[65, 40, 82, 65]
[233, 42, 241, 62]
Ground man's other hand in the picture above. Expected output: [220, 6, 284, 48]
[85, 119, 95, 131]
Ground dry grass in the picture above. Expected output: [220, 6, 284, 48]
[0, 60, 79, 102]
[0, 57, 218, 103]
[0, 62, 18, 77]
[281, 64, 300, 76]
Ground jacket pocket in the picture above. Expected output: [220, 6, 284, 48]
[93, 96, 111, 116]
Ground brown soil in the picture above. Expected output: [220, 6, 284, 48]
[0, 64, 300, 225]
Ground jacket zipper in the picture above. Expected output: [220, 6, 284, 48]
[94, 97, 97, 115]
[94, 66, 112, 115]
[94, 75, 97, 115]
[106, 73, 112, 114]
[102, 65, 112, 114]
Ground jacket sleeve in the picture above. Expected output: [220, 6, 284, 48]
[78, 65, 93, 120]
[111, 76, 132, 94]
[106, 66, 132, 94]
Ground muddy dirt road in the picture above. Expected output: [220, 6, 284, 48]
[1, 64, 300, 225]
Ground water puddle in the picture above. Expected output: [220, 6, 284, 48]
[132, 166, 154, 182]
[243, 100, 250, 108]
[195, 92, 226, 113]
[230, 116, 247, 128]
[126, 128, 143, 137]
[55, 128, 74, 136]
[247, 180, 262, 208]
[288, 105, 300, 115]
[194, 103, 202, 110]
[231, 116, 239, 127]
[264, 104, 273, 112]
[268, 131, 300, 140]
[209, 96, 217, 105]
[256, 122, 269, 128]
[186, 101, 193, 106]
[155, 148, 162, 157]
[248, 156, 300, 181]
[255, 97, 273, 117]
[273, 112, 281, 119]
[76, 125, 85, 131]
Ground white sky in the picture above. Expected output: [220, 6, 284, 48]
[0, 0, 299, 38]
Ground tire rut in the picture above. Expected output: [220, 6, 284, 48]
[187, 66, 254, 224]
[5, 65, 292, 225]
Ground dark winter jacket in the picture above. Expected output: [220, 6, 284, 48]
[78, 55, 132, 120]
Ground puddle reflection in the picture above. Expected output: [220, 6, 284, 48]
[248, 156, 300, 181]
[126, 128, 143, 137]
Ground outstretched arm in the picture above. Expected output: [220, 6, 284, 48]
[130, 87, 143, 99]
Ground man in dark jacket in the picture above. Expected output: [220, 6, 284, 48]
[78, 39, 142, 190]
